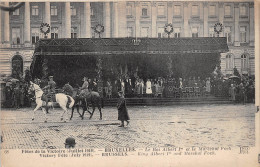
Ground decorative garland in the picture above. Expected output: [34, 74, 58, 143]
[40, 23, 50, 36]
[214, 23, 223, 34]
[164, 23, 173, 35]
[94, 24, 104, 38]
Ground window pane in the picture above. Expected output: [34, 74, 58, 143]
[127, 5, 132, 15]
[224, 6, 231, 16]
[240, 5, 247, 16]
[158, 5, 165, 16]
[12, 28, 21, 44]
[32, 6, 39, 16]
[127, 27, 133, 37]
[174, 5, 181, 16]
[209, 5, 216, 16]
[13, 9, 19, 15]
[192, 5, 198, 16]
[51, 6, 57, 16]
[141, 27, 149, 37]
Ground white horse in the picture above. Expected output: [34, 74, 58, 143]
[28, 81, 75, 122]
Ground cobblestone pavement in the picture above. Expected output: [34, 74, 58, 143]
[0, 104, 255, 149]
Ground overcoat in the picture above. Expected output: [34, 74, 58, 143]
[117, 97, 130, 121]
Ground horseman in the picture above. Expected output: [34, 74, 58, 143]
[80, 77, 89, 93]
[42, 76, 56, 108]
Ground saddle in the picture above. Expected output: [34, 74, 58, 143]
[41, 93, 56, 103]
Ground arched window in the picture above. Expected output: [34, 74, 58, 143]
[12, 55, 23, 79]
[241, 54, 248, 69]
[226, 54, 233, 69]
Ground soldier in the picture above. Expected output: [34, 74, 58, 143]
[42, 76, 56, 109]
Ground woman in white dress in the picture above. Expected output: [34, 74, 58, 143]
[146, 79, 152, 97]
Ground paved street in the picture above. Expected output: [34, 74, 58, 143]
[0, 104, 255, 149]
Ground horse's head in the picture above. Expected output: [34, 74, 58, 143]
[28, 81, 35, 95]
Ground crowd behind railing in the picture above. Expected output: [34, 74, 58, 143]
[1, 75, 255, 108]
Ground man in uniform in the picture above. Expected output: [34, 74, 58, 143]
[42, 76, 56, 109]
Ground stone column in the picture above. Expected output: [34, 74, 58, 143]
[203, 2, 208, 37]
[4, 2, 10, 45]
[249, 2, 254, 46]
[24, 2, 31, 46]
[183, 2, 189, 37]
[135, 2, 141, 37]
[234, 3, 240, 46]
[219, 2, 224, 37]
[113, 2, 119, 37]
[82, 2, 91, 38]
[103, 2, 111, 38]
[64, 2, 71, 38]
[118, 2, 127, 37]
[151, 2, 157, 37]
[44, 2, 51, 38]
[167, 2, 173, 23]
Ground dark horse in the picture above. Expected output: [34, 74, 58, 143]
[70, 89, 103, 120]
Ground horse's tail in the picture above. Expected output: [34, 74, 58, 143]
[67, 95, 75, 109]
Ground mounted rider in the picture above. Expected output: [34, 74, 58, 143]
[80, 77, 89, 93]
[42, 76, 56, 107]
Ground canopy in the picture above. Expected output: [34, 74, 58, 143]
[31, 37, 228, 87]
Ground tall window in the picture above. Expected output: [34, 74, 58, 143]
[174, 27, 181, 38]
[191, 5, 199, 16]
[12, 55, 23, 79]
[71, 27, 77, 38]
[12, 28, 21, 44]
[141, 27, 149, 37]
[209, 5, 216, 16]
[158, 27, 166, 38]
[173, 5, 181, 16]
[240, 26, 246, 43]
[51, 27, 58, 39]
[224, 26, 232, 43]
[226, 54, 233, 69]
[241, 54, 248, 69]
[224, 5, 231, 16]
[126, 5, 132, 16]
[31, 28, 40, 44]
[32, 6, 39, 16]
[51, 6, 58, 16]
[142, 6, 148, 16]
[209, 27, 215, 37]
[240, 5, 247, 16]
[13, 9, 19, 15]
[157, 5, 165, 16]
[191, 27, 198, 37]
[70, 5, 76, 16]
[127, 27, 133, 37]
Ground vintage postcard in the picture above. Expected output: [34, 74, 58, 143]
[0, 0, 259, 166]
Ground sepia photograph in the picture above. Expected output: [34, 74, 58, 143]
[0, 0, 259, 166]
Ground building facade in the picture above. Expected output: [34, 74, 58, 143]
[0, 1, 255, 78]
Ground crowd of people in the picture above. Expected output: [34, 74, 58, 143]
[3, 80, 32, 108]
[1, 73, 255, 108]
